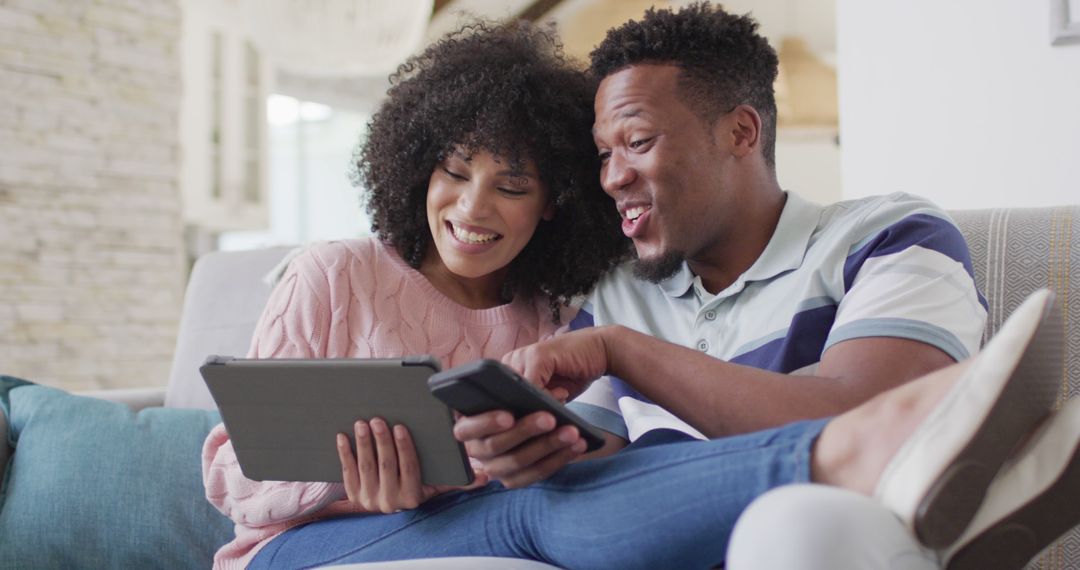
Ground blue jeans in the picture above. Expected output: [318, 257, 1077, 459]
[249, 418, 829, 570]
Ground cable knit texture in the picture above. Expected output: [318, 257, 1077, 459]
[202, 238, 569, 569]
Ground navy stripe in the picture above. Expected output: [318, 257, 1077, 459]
[842, 214, 985, 311]
[565, 401, 630, 439]
[624, 428, 697, 450]
[729, 304, 837, 373]
[610, 374, 655, 405]
[567, 309, 656, 412]
[568, 308, 594, 331]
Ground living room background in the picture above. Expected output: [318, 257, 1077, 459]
[1, 0, 1076, 393]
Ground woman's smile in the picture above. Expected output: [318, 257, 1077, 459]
[447, 220, 503, 247]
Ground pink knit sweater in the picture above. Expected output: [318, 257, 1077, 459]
[201, 238, 568, 569]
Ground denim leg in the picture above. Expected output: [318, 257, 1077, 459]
[249, 418, 829, 570]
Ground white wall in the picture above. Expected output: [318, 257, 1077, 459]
[775, 131, 842, 205]
[838, 0, 1080, 209]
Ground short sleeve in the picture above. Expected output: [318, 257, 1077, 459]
[827, 212, 987, 361]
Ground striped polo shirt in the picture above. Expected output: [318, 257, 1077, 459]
[566, 191, 988, 442]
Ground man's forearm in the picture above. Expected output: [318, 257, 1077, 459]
[596, 325, 954, 437]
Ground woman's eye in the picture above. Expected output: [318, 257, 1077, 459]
[597, 151, 611, 163]
[442, 167, 466, 180]
[498, 187, 528, 197]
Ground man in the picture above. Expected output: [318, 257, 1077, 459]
[454, 4, 1078, 569]
[457, 1, 984, 486]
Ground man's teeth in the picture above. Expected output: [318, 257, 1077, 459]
[452, 224, 499, 244]
[625, 206, 648, 221]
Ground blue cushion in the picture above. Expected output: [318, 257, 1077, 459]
[0, 376, 233, 568]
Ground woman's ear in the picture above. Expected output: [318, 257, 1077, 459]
[542, 202, 556, 221]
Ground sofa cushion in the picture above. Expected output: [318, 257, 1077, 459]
[166, 246, 293, 410]
[0, 376, 232, 568]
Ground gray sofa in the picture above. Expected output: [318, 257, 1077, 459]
[1, 204, 1078, 569]
[949, 207, 1080, 569]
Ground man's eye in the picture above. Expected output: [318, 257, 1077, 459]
[629, 137, 653, 149]
[597, 151, 611, 163]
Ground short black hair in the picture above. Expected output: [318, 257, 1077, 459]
[590, 2, 779, 166]
[353, 21, 630, 321]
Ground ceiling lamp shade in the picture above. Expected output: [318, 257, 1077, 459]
[245, 0, 434, 77]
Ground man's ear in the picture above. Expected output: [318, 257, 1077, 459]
[719, 105, 762, 159]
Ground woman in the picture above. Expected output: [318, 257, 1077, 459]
[202, 21, 628, 569]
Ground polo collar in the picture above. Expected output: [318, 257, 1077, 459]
[658, 191, 823, 298]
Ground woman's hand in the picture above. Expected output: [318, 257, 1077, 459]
[454, 327, 622, 488]
[336, 418, 488, 514]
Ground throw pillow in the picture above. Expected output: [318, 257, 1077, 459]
[0, 376, 233, 569]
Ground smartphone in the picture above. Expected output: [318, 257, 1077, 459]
[428, 359, 607, 452]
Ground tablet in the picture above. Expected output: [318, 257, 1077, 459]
[199, 355, 473, 486]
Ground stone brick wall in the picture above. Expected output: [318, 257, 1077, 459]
[0, 0, 185, 391]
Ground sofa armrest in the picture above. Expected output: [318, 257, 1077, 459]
[75, 387, 167, 412]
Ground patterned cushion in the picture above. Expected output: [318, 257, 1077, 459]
[951, 206, 1080, 570]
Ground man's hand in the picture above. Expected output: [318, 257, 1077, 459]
[454, 410, 588, 488]
[500, 326, 612, 401]
[336, 418, 488, 513]
[450, 328, 617, 488]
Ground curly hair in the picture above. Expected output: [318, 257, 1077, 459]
[354, 21, 630, 321]
[589, 2, 779, 166]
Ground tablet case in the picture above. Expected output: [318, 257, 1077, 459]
[200, 355, 473, 486]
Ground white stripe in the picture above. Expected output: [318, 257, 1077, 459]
[570, 376, 620, 414]
[838, 246, 986, 358]
[618, 398, 707, 441]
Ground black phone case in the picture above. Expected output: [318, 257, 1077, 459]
[428, 359, 606, 452]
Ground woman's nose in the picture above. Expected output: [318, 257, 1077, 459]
[457, 182, 492, 217]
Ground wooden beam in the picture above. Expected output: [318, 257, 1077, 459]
[518, 0, 565, 22]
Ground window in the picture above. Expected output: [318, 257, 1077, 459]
[210, 31, 223, 200]
[243, 40, 262, 204]
[219, 95, 372, 250]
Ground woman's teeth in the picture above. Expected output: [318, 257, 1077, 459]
[452, 224, 499, 244]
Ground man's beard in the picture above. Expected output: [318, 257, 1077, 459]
[632, 250, 685, 283]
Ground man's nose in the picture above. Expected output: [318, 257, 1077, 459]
[601, 153, 636, 194]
